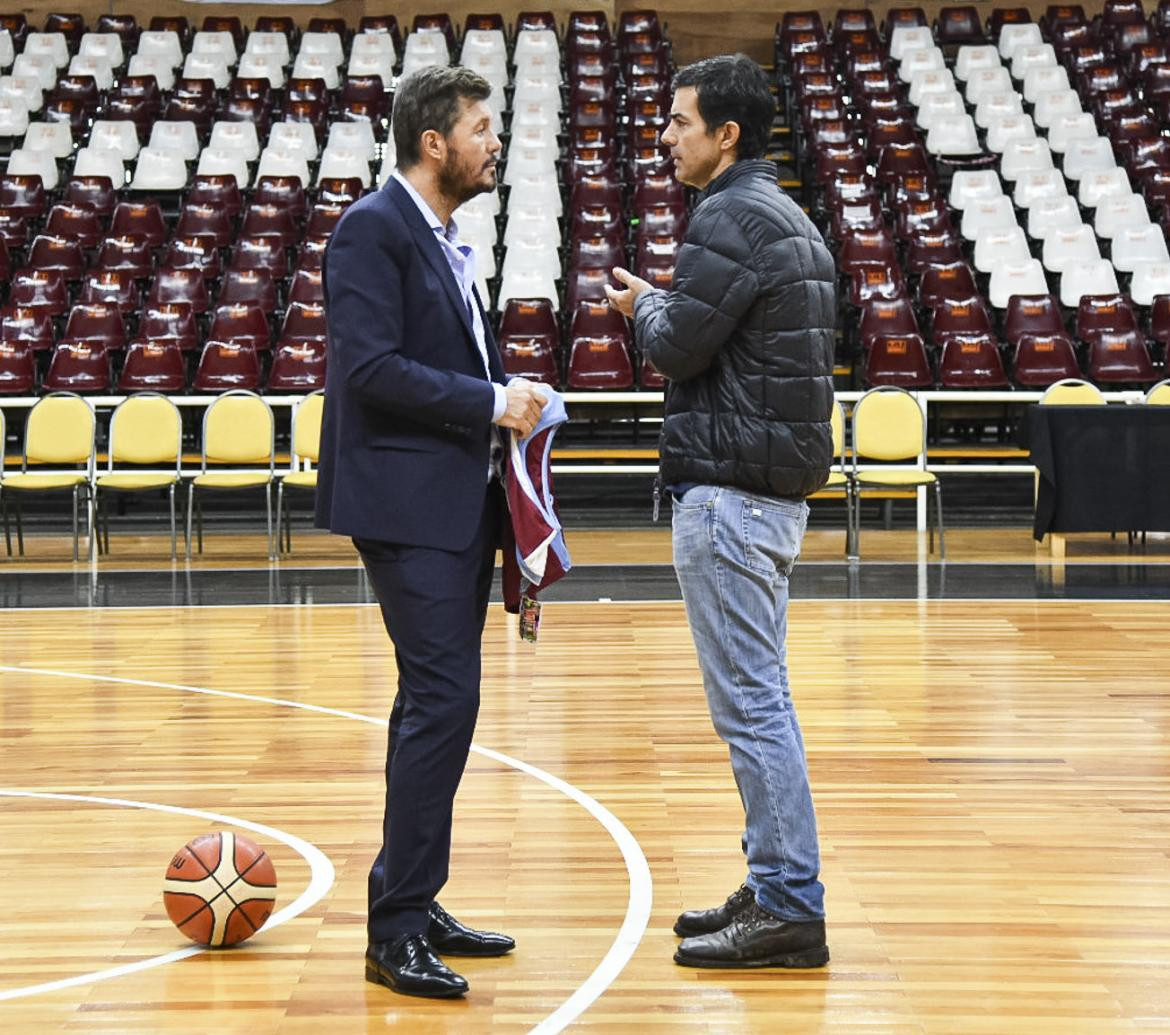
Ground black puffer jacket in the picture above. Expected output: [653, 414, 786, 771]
[633, 159, 836, 500]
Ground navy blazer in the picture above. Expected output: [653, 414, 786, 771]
[315, 176, 507, 550]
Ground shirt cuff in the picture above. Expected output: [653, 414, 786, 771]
[491, 382, 508, 423]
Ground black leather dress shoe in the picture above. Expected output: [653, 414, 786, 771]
[673, 883, 754, 937]
[427, 901, 515, 957]
[674, 902, 829, 969]
[365, 935, 469, 998]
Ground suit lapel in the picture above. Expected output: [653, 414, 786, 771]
[386, 178, 479, 349]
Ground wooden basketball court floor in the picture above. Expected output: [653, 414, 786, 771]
[2, 525, 1169, 1033]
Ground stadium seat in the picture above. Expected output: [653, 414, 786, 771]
[267, 339, 326, 392]
[187, 174, 243, 220]
[63, 303, 126, 351]
[1013, 331, 1082, 386]
[209, 304, 272, 352]
[43, 339, 111, 393]
[1130, 263, 1170, 306]
[81, 270, 141, 314]
[1085, 328, 1157, 383]
[193, 340, 262, 392]
[9, 267, 68, 316]
[864, 332, 933, 388]
[1060, 260, 1121, 307]
[110, 200, 168, 248]
[0, 304, 55, 350]
[567, 302, 635, 390]
[0, 337, 35, 393]
[219, 268, 279, 315]
[148, 266, 211, 315]
[138, 303, 200, 352]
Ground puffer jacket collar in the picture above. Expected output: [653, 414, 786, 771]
[700, 158, 779, 201]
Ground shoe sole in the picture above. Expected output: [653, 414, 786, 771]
[365, 963, 468, 998]
[430, 945, 514, 958]
[673, 921, 717, 937]
[673, 946, 830, 970]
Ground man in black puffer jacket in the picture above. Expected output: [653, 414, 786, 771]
[608, 54, 834, 971]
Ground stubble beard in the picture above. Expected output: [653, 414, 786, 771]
[439, 153, 495, 207]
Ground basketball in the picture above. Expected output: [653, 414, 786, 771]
[163, 831, 278, 948]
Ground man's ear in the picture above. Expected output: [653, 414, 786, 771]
[719, 120, 742, 155]
[420, 128, 446, 162]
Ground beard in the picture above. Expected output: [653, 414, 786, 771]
[438, 151, 496, 206]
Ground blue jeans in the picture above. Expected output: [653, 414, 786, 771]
[672, 484, 825, 921]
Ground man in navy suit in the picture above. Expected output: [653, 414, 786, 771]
[316, 65, 547, 999]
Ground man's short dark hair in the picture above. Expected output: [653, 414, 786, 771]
[392, 65, 492, 169]
[672, 54, 775, 161]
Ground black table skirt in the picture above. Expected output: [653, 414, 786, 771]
[1027, 405, 1170, 540]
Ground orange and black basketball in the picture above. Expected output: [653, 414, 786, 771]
[163, 831, 278, 947]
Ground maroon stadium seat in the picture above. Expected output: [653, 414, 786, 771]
[1012, 333, 1082, 386]
[43, 340, 111, 393]
[864, 333, 934, 388]
[937, 333, 1010, 388]
[192, 339, 262, 392]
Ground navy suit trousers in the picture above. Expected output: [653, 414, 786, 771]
[354, 481, 501, 942]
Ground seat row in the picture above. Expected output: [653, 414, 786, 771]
[0, 388, 324, 560]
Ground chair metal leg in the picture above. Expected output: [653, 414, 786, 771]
[168, 483, 177, 561]
[185, 483, 195, 559]
[2, 496, 10, 557]
[284, 491, 292, 555]
[935, 482, 946, 561]
[14, 497, 24, 556]
[87, 487, 97, 561]
[275, 481, 285, 557]
[264, 482, 274, 559]
[71, 486, 79, 562]
[845, 482, 858, 560]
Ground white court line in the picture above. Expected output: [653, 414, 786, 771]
[0, 790, 335, 1003]
[0, 665, 653, 1033]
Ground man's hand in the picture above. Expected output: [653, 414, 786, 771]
[605, 266, 652, 318]
[495, 378, 547, 438]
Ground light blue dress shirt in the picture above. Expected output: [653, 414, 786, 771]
[392, 171, 507, 422]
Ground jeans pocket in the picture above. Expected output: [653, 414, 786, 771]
[671, 483, 719, 509]
[738, 497, 807, 577]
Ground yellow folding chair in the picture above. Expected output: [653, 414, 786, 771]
[1, 392, 95, 560]
[815, 398, 856, 557]
[276, 390, 324, 555]
[186, 390, 275, 559]
[851, 386, 944, 559]
[95, 394, 184, 559]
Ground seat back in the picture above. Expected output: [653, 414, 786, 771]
[292, 390, 325, 463]
[865, 333, 934, 388]
[108, 393, 181, 467]
[0, 337, 36, 394]
[1013, 333, 1081, 386]
[1144, 379, 1170, 404]
[118, 340, 187, 393]
[24, 392, 95, 466]
[852, 386, 926, 463]
[1039, 378, 1106, 404]
[1086, 329, 1157, 383]
[201, 389, 274, 468]
[938, 333, 1010, 388]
